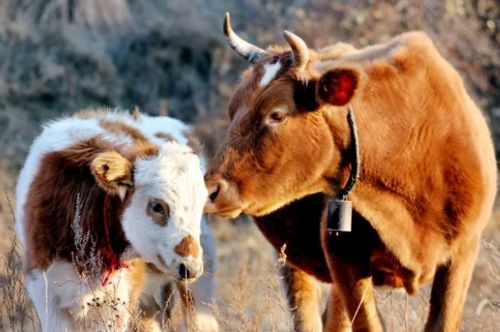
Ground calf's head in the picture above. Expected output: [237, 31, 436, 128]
[205, 14, 361, 218]
[92, 142, 206, 281]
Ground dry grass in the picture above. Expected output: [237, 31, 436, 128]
[209, 218, 293, 332]
[1, 160, 500, 330]
[2, 200, 500, 331]
[0, 237, 38, 332]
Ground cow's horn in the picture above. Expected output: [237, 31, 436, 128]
[224, 12, 266, 64]
[283, 30, 309, 71]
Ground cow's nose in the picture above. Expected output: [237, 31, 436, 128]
[204, 176, 242, 215]
[207, 183, 219, 203]
[178, 261, 202, 281]
[207, 178, 227, 204]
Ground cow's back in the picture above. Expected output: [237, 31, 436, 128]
[327, 32, 498, 280]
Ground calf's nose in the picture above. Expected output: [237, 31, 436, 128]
[178, 261, 202, 281]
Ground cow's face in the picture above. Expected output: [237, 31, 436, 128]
[204, 14, 360, 218]
[91, 143, 206, 281]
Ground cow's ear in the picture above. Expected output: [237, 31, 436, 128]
[91, 151, 133, 200]
[317, 69, 359, 106]
[294, 80, 319, 112]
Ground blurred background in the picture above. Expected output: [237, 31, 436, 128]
[0, 0, 498, 331]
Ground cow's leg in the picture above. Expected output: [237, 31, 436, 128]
[323, 256, 382, 332]
[320, 210, 384, 332]
[323, 283, 351, 332]
[424, 235, 480, 332]
[279, 262, 323, 332]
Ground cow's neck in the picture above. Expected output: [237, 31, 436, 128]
[321, 106, 357, 193]
[323, 103, 443, 282]
[324, 106, 360, 233]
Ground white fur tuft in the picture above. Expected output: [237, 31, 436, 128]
[259, 61, 282, 87]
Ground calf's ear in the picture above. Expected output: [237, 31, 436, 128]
[91, 151, 133, 200]
[316, 68, 359, 106]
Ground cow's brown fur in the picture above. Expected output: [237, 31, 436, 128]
[24, 136, 158, 273]
[206, 31, 497, 331]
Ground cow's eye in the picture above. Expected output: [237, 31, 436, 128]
[266, 108, 288, 126]
[271, 111, 286, 122]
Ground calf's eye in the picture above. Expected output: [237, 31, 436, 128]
[146, 199, 170, 226]
[151, 202, 165, 214]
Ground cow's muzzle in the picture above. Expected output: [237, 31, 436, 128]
[204, 176, 243, 217]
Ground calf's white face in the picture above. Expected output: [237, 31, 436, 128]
[102, 142, 207, 281]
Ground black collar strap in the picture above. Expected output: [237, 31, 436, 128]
[337, 105, 360, 199]
[326, 105, 360, 233]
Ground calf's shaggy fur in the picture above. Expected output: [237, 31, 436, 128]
[16, 110, 218, 332]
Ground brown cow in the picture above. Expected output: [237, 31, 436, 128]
[205, 13, 497, 332]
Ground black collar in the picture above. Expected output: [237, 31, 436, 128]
[326, 105, 360, 233]
[337, 105, 360, 200]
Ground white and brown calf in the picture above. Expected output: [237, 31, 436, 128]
[15, 110, 218, 332]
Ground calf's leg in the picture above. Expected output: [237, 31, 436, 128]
[27, 271, 74, 332]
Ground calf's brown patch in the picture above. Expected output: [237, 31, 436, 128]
[99, 119, 148, 142]
[155, 132, 178, 142]
[174, 235, 200, 258]
[24, 137, 130, 273]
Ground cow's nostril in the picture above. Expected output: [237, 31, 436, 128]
[208, 183, 220, 203]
